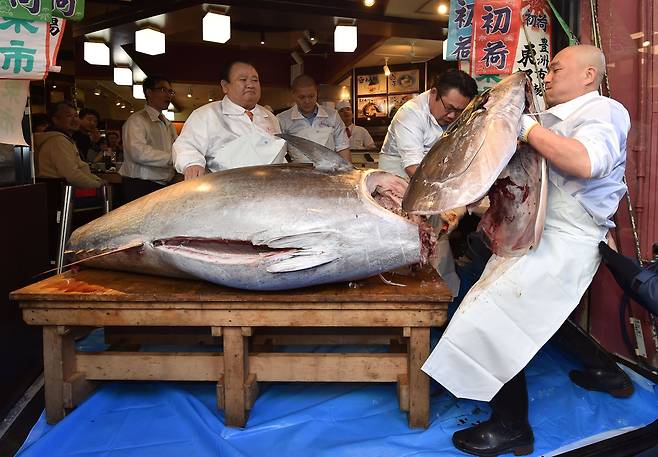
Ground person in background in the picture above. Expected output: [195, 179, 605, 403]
[94, 131, 124, 165]
[34, 101, 104, 188]
[599, 240, 658, 315]
[74, 108, 101, 162]
[336, 100, 375, 150]
[173, 60, 286, 180]
[120, 75, 177, 202]
[31, 113, 49, 133]
[277, 75, 351, 162]
[379, 69, 478, 178]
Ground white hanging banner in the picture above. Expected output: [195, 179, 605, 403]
[0, 17, 50, 80]
[0, 79, 29, 145]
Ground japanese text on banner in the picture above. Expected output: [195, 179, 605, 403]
[514, 0, 552, 108]
[472, 0, 522, 75]
[446, 0, 474, 61]
[0, 0, 84, 22]
[0, 16, 50, 79]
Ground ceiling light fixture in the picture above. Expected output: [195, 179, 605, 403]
[437, 3, 448, 15]
[306, 30, 317, 42]
[260, 31, 265, 45]
[52, 84, 57, 89]
[364, 0, 375, 6]
[291, 51, 303, 65]
[203, 11, 231, 44]
[113, 67, 133, 86]
[135, 27, 165, 55]
[297, 37, 311, 53]
[84, 41, 110, 66]
[93, 87, 101, 96]
[115, 99, 121, 106]
[187, 87, 192, 98]
[133, 84, 145, 99]
[334, 24, 357, 53]
[383, 57, 391, 76]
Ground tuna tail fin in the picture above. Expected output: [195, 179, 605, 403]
[277, 133, 353, 173]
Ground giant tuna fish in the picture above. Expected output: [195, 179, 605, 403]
[66, 135, 435, 291]
[403, 72, 547, 257]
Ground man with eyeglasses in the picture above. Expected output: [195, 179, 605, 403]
[120, 75, 178, 202]
[379, 69, 478, 295]
[379, 69, 478, 178]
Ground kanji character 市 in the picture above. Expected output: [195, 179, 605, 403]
[0, 17, 38, 33]
[9, 0, 41, 15]
[451, 35, 471, 60]
[455, 0, 474, 29]
[0, 39, 35, 74]
[481, 40, 509, 70]
[481, 5, 512, 34]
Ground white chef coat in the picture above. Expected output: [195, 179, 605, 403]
[421, 91, 630, 402]
[346, 123, 375, 150]
[172, 96, 285, 173]
[379, 91, 444, 177]
[277, 104, 350, 161]
[120, 104, 178, 183]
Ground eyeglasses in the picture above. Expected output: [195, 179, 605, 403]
[438, 95, 464, 115]
[153, 87, 176, 96]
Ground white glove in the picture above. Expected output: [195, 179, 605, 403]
[518, 114, 539, 143]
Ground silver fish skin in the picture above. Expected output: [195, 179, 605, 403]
[66, 165, 424, 291]
[402, 72, 528, 215]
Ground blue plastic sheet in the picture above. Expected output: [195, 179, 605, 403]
[17, 335, 658, 457]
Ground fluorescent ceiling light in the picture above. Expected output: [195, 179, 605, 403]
[133, 84, 145, 99]
[334, 25, 357, 53]
[164, 110, 175, 121]
[203, 12, 231, 44]
[135, 27, 165, 55]
[84, 41, 110, 66]
[113, 67, 132, 86]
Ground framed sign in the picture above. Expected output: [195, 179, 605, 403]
[357, 96, 387, 119]
[356, 73, 387, 95]
[388, 69, 420, 94]
[388, 93, 418, 117]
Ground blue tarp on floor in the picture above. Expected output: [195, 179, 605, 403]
[16, 334, 658, 457]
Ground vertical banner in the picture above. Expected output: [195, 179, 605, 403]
[0, 16, 50, 79]
[0, 0, 85, 21]
[48, 16, 65, 69]
[446, 0, 474, 61]
[514, 0, 552, 109]
[472, 0, 522, 75]
[0, 79, 29, 145]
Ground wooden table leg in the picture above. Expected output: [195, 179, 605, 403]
[222, 327, 249, 427]
[407, 327, 430, 428]
[42, 326, 75, 424]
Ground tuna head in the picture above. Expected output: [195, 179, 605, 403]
[401, 72, 547, 257]
[402, 72, 528, 215]
[66, 165, 434, 290]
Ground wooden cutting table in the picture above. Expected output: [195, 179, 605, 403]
[11, 268, 450, 429]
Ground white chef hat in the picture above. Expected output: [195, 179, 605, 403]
[335, 100, 351, 111]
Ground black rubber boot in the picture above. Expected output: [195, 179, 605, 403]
[452, 371, 534, 457]
[552, 320, 634, 398]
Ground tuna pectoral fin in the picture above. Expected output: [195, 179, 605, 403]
[264, 250, 340, 273]
[254, 230, 342, 273]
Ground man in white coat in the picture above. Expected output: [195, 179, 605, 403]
[423, 45, 634, 456]
[277, 75, 351, 163]
[335, 100, 375, 150]
[173, 61, 285, 180]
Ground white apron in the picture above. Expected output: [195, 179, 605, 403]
[288, 126, 333, 163]
[422, 178, 608, 401]
[207, 130, 286, 171]
[378, 153, 407, 178]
